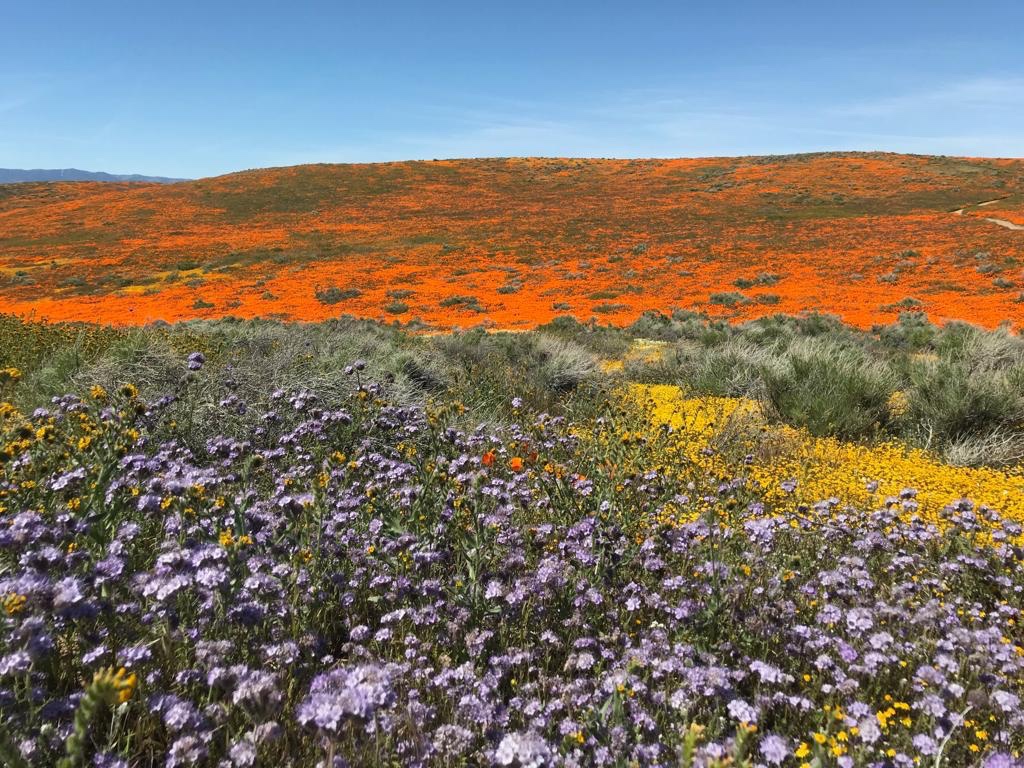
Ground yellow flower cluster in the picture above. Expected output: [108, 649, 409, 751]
[600, 339, 668, 374]
[219, 527, 253, 549]
[3, 592, 27, 616]
[91, 666, 138, 704]
[0, 387, 160, 526]
[627, 384, 1024, 538]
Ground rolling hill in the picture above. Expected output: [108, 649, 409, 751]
[1, 152, 1022, 329]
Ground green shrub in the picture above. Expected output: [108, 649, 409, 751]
[533, 335, 598, 392]
[940, 429, 1024, 468]
[538, 316, 632, 358]
[876, 312, 936, 352]
[591, 302, 627, 314]
[392, 349, 452, 393]
[734, 272, 781, 289]
[907, 360, 1024, 445]
[759, 338, 897, 439]
[315, 285, 362, 304]
[674, 339, 774, 398]
[709, 291, 749, 307]
[439, 295, 484, 312]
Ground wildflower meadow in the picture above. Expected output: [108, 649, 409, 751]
[1, 314, 1023, 767]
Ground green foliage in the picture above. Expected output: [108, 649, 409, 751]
[591, 302, 627, 314]
[876, 311, 937, 351]
[315, 285, 362, 304]
[759, 338, 898, 439]
[709, 291, 749, 307]
[438, 295, 485, 312]
[673, 339, 774, 398]
[733, 272, 781, 289]
[5, 311, 1024, 466]
[905, 325, 1024, 453]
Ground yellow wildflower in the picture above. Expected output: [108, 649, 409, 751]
[3, 593, 27, 615]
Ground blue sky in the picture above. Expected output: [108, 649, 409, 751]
[2, 0, 1023, 178]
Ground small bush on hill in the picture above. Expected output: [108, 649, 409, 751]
[315, 285, 362, 304]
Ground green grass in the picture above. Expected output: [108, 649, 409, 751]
[5, 310, 1024, 467]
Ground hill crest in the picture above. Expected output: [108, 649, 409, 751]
[0, 152, 1022, 329]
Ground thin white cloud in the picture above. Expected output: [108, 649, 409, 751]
[829, 76, 1024, 118]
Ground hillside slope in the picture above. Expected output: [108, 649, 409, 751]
[1, 152, 1022, 328]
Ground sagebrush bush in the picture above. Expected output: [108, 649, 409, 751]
[74, 331, 183, 400]
[708, 291, 749, 307]
[875, 311, 937, 351]
[758, 337, 897, 439]
[907, 359, 1024, 446]
[940, 428, 1024, 467]
[314, 285, 362, 304]
[902, 324, 1024, 449]
[673, 339, 774, 398]
[937, 322, 1024, 371]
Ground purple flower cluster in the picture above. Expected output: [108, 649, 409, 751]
[297, 663, 397, 734]
[0, 369, 1022, 766]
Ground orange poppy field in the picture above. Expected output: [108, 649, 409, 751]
[1, 151, 1022, 329]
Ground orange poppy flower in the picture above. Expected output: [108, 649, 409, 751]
[481, 450, 496, 467]
[509, 457, 524, 472]
[2, 156, 1020, 330]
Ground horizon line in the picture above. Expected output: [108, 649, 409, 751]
[4, 148, 1023, 183]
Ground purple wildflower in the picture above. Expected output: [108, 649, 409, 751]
[296, 664, 396, 734]
[494, 731, 553, 767]
[759, 733, 789, 765]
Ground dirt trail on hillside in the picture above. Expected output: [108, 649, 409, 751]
[952, 197, 1022, 230]
[952, 197, 1007, 215]
[984, 217, 1024, 231]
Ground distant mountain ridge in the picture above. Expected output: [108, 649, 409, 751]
[0, 168, 186, 184]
